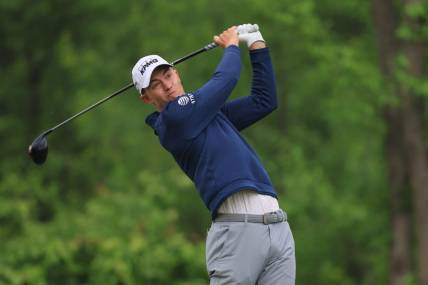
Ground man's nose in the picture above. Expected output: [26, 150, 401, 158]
[163, 80, 172, 90]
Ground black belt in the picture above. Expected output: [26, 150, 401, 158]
[214, 210, 287, 225]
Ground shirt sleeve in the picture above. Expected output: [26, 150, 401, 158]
[220, 47, 278, 131]
[162, 45, 241, 139]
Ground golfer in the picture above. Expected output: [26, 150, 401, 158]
[132, 24, 295, 284]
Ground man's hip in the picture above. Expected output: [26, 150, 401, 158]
[206, 211, 295, 285]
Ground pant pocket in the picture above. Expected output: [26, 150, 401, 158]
[206, 223, 230, 266]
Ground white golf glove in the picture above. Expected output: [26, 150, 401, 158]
[237, 23, 265, 47]
[237, 23, 258, 34]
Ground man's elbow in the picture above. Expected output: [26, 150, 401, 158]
[271, 96, 278, 111]
[257, 98, 277, 117]
[266, 93, 278, 113]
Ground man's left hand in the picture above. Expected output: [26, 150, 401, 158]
[214, 26, 239, 48]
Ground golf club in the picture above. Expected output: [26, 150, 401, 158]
[28, 24, 259, 165]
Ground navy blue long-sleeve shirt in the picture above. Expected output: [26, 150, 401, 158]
[146, 45, 278, 218]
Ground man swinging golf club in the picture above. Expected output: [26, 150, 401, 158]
[132, 24, 295, 284]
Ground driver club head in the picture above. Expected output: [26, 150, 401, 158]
[28, 134, 48, 165]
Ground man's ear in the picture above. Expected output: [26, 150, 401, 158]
[140, 93, 151, 104]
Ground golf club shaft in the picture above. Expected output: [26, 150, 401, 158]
[45, 83, 134, 136]
[172, 43, 217, 65]
[42, 42, 219, 136]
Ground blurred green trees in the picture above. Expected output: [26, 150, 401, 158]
[1, 0, 427, 284]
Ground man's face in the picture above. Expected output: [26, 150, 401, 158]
[140, 66, 185, 110]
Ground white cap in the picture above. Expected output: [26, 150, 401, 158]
[131, 55, 172, 94]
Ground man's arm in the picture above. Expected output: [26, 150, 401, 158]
[162, 27, 242, 139]
[221, 28, 278, 131]
[249, 41, 267, 50]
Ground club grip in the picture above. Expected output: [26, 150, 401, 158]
[203, 42, 217, 50]
[204, 24, 259, 50]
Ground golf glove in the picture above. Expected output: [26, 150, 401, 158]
[237, 23, 265, 47]
[237, 23, 258, 34]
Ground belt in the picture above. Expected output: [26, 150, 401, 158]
[214, 210, 287, 225]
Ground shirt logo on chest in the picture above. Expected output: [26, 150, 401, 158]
[177, 94, 196, 106]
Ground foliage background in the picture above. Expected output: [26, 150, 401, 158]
[1, 0, 426, 284]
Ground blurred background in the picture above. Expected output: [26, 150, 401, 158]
[1, 0, 427, 284]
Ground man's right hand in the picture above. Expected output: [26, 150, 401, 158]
[213, 26, 239, 48]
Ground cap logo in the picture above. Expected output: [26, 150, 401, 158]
[139, 58, 158, 75]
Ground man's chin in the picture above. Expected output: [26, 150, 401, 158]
[169, 93, 180, 100]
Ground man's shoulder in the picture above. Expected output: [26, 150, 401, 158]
[161, 93, 197, 121]
[145, 111, 160, 128]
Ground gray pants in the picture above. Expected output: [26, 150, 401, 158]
[206, 220, 295, 284]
